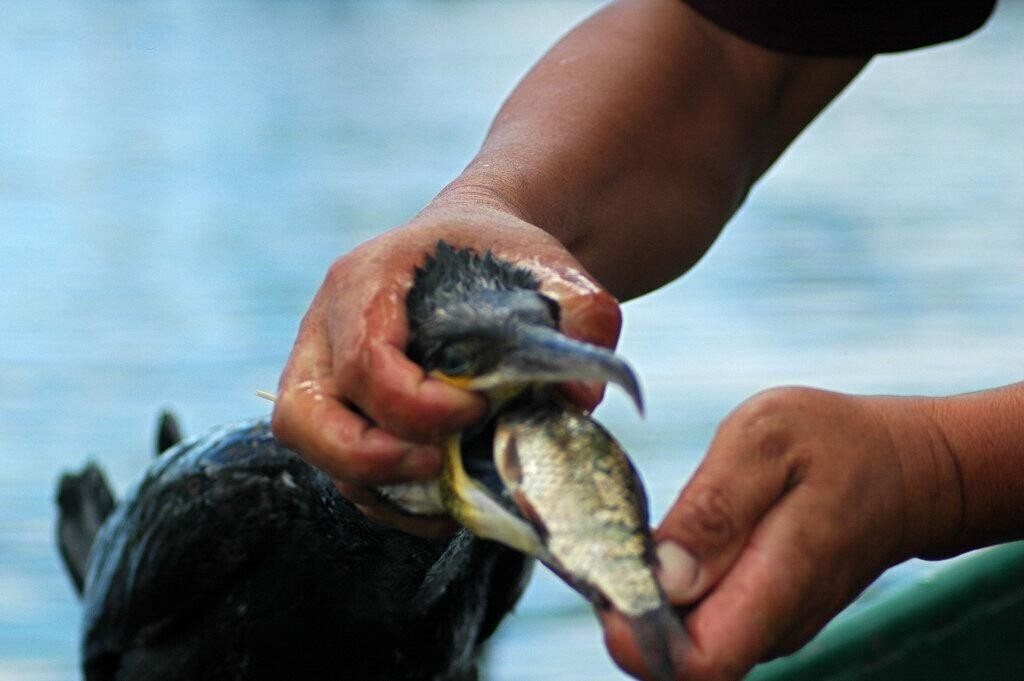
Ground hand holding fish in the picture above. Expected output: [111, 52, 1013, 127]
[607, 385, 1024, 680]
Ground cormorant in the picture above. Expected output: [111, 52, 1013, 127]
[56, 242, 657, 680]
[58, 414, 530, 681]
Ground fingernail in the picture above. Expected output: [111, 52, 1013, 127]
[575, 381, 605, 409]
[656, 541, 701, 603]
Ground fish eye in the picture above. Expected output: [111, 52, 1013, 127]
[437, 343, 473, 377]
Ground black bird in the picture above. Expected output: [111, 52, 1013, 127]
[57, 242, 658, 680]
[58, 413, 530, 681]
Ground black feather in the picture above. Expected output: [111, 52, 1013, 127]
[155, 410, 183, 455]
[407, 242, 540, 328]
[406, 241, 556, 369]
[61, 420, 530, 681]
[56, 464, 116, 595]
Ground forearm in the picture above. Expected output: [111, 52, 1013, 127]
[876, 382, 1024, 562]
[928, 382, 1024, 555]
[431, 0, 865, 299]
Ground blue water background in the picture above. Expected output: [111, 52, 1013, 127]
[1, 1, 1022, 678]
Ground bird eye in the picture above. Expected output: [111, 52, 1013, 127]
[437, 344, 473, 377]
[540, 294, 561, 325]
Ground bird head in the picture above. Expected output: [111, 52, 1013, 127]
[384, 241, 644, 556]
[406, 241, 642, 413]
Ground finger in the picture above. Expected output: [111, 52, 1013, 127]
[347, 341, 486, 442]
[357, 504, 459, 539]
[274, 327, 448, 485]
[553, 289, 622, 350]
[558, 381, 607, 411]
[272, 382, 443, 487]
[600, 608, 691, 681]
[335, 478, 459, 540]
[607, 493, 832, 681]
[601, 609, 650, 679]
[332, 479, 382, 506]
[545, 287, 621, 410]
[653, 400, 797, 605]
[682, 492, 839, 679]
[355, 503, 460, 539]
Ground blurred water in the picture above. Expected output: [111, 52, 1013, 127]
[1, 1, 1021, 679]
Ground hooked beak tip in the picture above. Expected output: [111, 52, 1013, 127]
[624, 377, 645, 417]
[477, 325, 646, 415]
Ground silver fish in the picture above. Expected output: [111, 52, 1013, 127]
[494, 403, 688, 681]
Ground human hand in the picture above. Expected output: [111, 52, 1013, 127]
[603, 387, 962, 680]
[271, 195, 622, 536]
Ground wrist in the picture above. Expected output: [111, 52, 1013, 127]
[412, 174, 593, 275]
[428, 174, 534, 225]
[403, 187, 602, 297]
[927, 384, 1024, 553]
[863, 395, 966, 561]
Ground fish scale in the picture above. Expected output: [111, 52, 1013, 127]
[495, 405, 663, 618]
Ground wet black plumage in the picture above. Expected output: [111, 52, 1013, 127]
[58, 419, 530, 681]
[406, 242, 559, 372]
[56, 241, 611, 680]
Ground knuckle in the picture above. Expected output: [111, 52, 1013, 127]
[358, 343, 401, 401]
[367, 388, 423, 439]
[341, 456, 380, 484]
[668, 484, 738, 558]
[271, 399, 364, 481]
[323, 254, 352, 288]
[723, 387, 823, 461]
[344, 347, 380, 407]
[270, 404, 298, 449]
[735, 386, 813, 422]
[323, 444, 380, 486]
[361, 354, 441, 439]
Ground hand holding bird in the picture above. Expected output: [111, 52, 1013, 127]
[271, 196, 622, 537]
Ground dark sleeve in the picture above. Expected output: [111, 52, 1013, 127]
[680, 0, 997, 56]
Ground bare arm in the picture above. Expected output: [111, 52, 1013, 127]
[600, 383, 1024, 680]
[274, 0, 867, 511]
[273, 3, 1023, 679]
[440, 0, 866, 298]
[924, 382, 1024, 556]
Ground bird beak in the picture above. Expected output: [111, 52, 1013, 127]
[465, 325, 644, 414]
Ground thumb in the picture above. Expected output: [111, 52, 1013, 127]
[548, 288, 623, 411]
[556, 289, 622, 350]
[653, 397, 797, 606]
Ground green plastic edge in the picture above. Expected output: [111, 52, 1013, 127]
[745, 541, 1024, 681]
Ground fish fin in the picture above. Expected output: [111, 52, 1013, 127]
[627, 603, 690, 681]
[55, 463, 116, 595]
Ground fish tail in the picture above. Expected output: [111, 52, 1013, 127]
[627, 603, 690, 681]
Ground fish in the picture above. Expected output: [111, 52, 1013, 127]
[491, 402, 689, 681]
